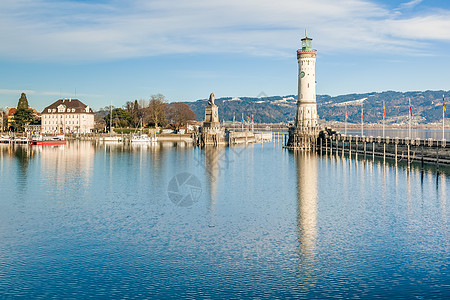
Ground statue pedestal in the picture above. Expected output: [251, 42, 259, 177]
[198, 92, 225, 146]
[204, 104, 219, 124]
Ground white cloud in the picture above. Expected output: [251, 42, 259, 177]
[0, 0, 450, 61]
[0, 89, 36, 95]
[0, 88, 102, 99]
[398, 0, 423, 11]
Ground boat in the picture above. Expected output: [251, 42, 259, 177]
[11, 136, 29, 144]
[29, 135, 66, 146]
[101, 101, 122, 142]
[0, 136, 10, 144]
[130, 134, 157, 143]
[101, 136, 123, 142]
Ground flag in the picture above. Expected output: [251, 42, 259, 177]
[410, 106, 413, 117]
[383, 103, 386, 118]
[251, 115, 254, 123]
[345, 109, 348, 120]
[444, 96, 447, 115]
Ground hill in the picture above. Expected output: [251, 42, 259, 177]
[185, 90, 449, 124]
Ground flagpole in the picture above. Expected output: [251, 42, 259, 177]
[383, 100, 385, 138]
[252, 114, 254, 133]
[345, 104, 347, 135]
[408, 97, 411, 138]
[361, 103, 363, 137]
[443, 95, 445, 141]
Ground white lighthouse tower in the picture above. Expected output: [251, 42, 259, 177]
[287, 31, 319, 149]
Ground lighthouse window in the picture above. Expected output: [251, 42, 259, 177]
[308, 83, 310, 88]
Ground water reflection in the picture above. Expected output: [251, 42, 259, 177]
[294, 151, 318, 286]
[39, 142, 95, 206]
[7, 145, 35, 192]
[203, 146, 225, 227]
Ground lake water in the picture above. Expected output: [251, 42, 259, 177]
[0, 140, 449, 298]
[343, 128, 450, 140]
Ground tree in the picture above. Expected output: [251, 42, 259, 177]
[17, 93, 29, 110]
[124, 101, 134, 113]
[166, 102, 196, 128]
[144, 94, 167, 128]
[104, 108, 131, 128]
[131, 100, 140, 127]
[12, 93, 34, 131]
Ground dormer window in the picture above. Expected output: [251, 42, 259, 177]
[57, 104, 66, 113]
[48, 109, 51, 113]
[52, 109, 56, 113]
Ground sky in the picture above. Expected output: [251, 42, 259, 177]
[2, 0, 450, 111]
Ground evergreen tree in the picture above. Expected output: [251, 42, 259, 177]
[104, 108, 131, 128]
[13, 108, 33, 131]
[132, 100, 140, 127]
[13, 93, 34, 131]
[17, 93, 29, 110]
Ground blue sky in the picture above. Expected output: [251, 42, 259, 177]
[1, 0, 450, 111]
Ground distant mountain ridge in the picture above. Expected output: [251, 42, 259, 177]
[185, 90, 450, 124]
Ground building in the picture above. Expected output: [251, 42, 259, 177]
[41, 98, 95, 134]
[7, 108, 16, 129]
[7, 107, 41, 130]
[286, 31, 320, 149]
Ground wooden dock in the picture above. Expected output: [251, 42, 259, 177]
[316, 128, 450, 167]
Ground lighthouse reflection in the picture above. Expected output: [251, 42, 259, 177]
[294, 151, 318, 279]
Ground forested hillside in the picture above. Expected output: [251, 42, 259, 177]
[185, 90, 449, 124]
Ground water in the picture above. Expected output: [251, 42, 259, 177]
[0, 141, 449, 298]
[344, 128, 450, 140]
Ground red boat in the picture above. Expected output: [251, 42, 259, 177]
[29, 135, 66, 146]
[29, 140, 66, 146]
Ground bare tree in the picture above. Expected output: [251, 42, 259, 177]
[124, 101, 134, 113]
[144, 94, 168, 128]
[166, 102, 196, 129]
[139, 99, 148, 109]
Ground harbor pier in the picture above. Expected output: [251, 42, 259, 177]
[315, 127, 450, 167]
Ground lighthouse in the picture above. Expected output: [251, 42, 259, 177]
[287, 31, 319, 149]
